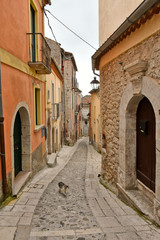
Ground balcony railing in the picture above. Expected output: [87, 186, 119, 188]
[27, 33, 51, 74]
[52, 102, 62, 120]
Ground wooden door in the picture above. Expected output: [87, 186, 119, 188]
[136, 97, 156, 192]
[14, 112, 22, 177]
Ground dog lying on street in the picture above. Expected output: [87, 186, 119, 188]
[58, 182, 69, 196]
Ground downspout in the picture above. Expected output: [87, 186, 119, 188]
[0, 58, 8, 195]
[93, 70, 100, 77]
[62, 53, 66, 142]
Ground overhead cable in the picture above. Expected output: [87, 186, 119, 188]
[44, 9, 97, 51]
[44, 9, 58, 43]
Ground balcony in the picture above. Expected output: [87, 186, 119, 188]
[27, 33, 51, 74]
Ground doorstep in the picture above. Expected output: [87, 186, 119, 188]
[13, 171, 31, 196]
[117, 183, 154, 221]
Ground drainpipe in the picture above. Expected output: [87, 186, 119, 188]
[62, 53, 66, 142]
[93, 70, 100, 77]
[0, 58, 8, 195]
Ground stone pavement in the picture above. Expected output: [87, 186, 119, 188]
[30, 138, 105, 240]
[86, 141, 160, 239]
[0, 137, 160, 240]
[0, 138, 82, 240]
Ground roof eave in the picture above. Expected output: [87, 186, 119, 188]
[92, 0, 160, 71]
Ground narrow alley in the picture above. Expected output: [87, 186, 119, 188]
[0, 138, 159, 240]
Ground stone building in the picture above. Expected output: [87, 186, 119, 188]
[81, 95, 91, 136]
[74, 87, 82, 141]
[45, 39, 82, 146]
[46, 38, 62, 70]
[92, 0, 160, 224]
[63, 52, 80, 145]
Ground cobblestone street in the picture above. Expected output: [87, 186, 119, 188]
[30, 139, 104, 239]
[0, 138, 160, 240]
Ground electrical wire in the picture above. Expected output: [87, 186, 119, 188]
[44, 9, 97, 51]
[44, 9, 58, 43]
[44, 9, 74, 61]
[44, 8, 86, 63]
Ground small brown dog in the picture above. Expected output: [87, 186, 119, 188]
[58, 182, 69, 196]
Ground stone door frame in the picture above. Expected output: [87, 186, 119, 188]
[11, 102, 31, 195]
[118, 70, 160, 221]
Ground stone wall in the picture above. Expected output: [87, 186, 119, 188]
[100, 30, 160, 185]
[46, 38, 61, 69]
[32, 143, 47, 176]
[64, 60, 73, 143]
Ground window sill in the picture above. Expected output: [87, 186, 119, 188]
[34, 124, 45, 132]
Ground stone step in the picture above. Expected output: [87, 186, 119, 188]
[47, 153, 58, 168]
[117, 184, 154, 221]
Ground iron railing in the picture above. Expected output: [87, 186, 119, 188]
[27, 33, 51, 74]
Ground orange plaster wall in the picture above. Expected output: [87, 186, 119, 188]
[0, 0, 44, 64]
[0, 0, 47, 182]
[1, 63, 46, 177]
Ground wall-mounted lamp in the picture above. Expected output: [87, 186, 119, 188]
[90, 77, 100, 90]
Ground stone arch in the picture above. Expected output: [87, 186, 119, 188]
[118, 76, 160, 197]
[11, 102, 31, 195]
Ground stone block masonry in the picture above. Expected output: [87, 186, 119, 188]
[100, 30, 160, 185]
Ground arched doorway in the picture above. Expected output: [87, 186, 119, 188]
[136, 97, 156, 192]
[118, 75, 160, 223]
[11, 103, 31, 195]
[14, 111, 22, 176]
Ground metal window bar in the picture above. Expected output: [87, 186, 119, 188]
[27, 33, 51, 72]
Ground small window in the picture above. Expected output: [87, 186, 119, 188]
[52, 83, 54, 118]
[35, 88, 41, 125]
[47, 89, 50, 102]
[58, 87, 61, 103]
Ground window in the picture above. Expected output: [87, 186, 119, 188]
[58, 87, 60, 103]
[72, 92, 74, 109]
[29, 1, 38, 62]
[52, 82, 54, 118]
[30, 4, 36, 62]
[47, 89, 50, 103]
[72, 68, 74, 87]
[35, 87, 41, 125]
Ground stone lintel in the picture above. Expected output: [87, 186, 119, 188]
[124, 60, 148, 76]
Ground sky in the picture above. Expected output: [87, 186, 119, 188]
[44, 0, 99, 96]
